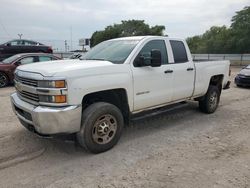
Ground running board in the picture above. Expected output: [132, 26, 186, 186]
[130, 102, 188, 122]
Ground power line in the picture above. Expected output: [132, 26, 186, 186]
[0, 17, 12, 39]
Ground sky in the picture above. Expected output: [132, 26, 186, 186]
[0, 0, 249, 51]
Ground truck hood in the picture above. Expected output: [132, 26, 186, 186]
[16, 59, 116, 77]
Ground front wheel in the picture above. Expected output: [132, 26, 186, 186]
[77, 102, 124, 153]
[0, 72, 9, 88]
[199, 85, 220, 114]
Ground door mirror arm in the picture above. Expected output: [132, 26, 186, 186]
[134, 55, 145, 67]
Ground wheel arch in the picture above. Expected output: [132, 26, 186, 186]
[209, 74, 224, 93]
[81, 88, 130, 124]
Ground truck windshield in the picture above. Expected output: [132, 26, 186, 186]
[81, 40, 139, 64]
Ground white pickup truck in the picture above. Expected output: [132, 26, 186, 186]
[11, 36, 231, 153]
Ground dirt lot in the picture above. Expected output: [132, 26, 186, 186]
[0, 67, 249, 188]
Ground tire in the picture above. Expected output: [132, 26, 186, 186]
[0, 72, 9, 88]
[199, 85, 220, 114]
[77, 102, 124, 153]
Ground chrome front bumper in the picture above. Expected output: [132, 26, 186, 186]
[11, 93, 82, 135]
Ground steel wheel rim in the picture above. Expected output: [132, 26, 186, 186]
[92, 114, 117, 145]
[0, 73, 7, 87]
[209, 91, 218, 110]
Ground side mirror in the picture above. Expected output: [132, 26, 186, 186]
[15, 61, 21, 66]
[151, 49, 161, 67]
[6, 43, 11, 47]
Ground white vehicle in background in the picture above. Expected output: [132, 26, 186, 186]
[64, 52, 86, 60]
[11, 36, 231, 153]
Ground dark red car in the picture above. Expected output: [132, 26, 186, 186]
[0, 39, 53, 61]
[0, 53, 61, 88]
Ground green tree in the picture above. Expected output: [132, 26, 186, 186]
[230, 6, 250, 53]
[187, 26, 232, 53]
[90, 20, 165, 47]
[186, 35, 205, 53]
[187, 6, 250, 54]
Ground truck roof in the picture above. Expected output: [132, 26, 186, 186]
[111, 35, 170, 40]
[109, 35, 183, 42]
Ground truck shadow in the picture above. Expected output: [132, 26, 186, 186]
[3, 101, 233, 169]
[40, 101, 205, 154]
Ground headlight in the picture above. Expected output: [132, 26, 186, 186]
[37, 79, 67, 104]
[39, 95, 67, 103]
[38, 80, 66, 88]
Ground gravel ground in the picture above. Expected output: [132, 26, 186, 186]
[0, 67, 249, 188]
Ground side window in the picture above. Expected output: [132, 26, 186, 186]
[20, 57, 35, 65]
[17, 40, 24, 46]
[170, 40, 188, 63]
[24, 41, 35, 46]
[10, 40, 19, 46]
[39, 56, 52, 62]
[135, 40, 168, 66]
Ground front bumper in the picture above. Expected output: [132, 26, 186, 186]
[11, 93, 82, 135]
[235, 75, 250, 86]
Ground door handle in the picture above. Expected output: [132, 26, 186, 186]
[187, 67, 194, 71]
[164, 70, 173, 74]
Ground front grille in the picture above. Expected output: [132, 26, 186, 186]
[15, 75, 38, 87]
[15, 73, 39, 104]
[239, 75, 250, 84]
[17, 90, 39, 102]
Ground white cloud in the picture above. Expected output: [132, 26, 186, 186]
[0, 0, 249, 50]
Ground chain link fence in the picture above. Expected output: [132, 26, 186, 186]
[193, 54, 250, 65]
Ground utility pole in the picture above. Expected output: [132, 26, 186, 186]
[18, 34, 23, 39]
[70, 26, 72, 51]
[64, 40, 67, 52]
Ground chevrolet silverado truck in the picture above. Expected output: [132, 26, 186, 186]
[11, 36, 231, 153]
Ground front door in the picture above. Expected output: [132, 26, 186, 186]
[131, 39, 173, 111]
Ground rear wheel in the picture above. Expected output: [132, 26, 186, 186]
[199, 85, 220, 114]
[0, 72, 8, 88]
[77, 102, 124, 153]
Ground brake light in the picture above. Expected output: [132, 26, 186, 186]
[48, 46, 53, 53]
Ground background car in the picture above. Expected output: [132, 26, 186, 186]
[0, 39, 53, 61]
[0, 53, 60, 88]
[235, 65, 250, 87]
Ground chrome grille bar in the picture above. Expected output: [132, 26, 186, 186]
[17, 90, 39, 102]
[15, 75, 38, 87]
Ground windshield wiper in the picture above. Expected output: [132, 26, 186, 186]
[82, 58, 105, 61]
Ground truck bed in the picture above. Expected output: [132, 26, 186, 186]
[193, 60, 230, 97]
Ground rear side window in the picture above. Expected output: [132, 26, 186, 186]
[170, 40, 188, 63]
[39, 56, 52, 62]
[24, 41, 37, 46]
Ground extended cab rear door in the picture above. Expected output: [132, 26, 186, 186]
[167, 40, 195, 101]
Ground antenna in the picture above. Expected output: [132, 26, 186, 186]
[18, 34, 23, 39]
